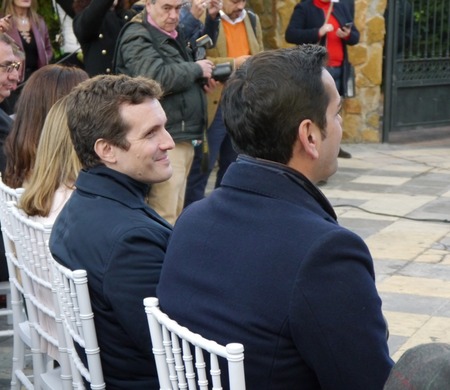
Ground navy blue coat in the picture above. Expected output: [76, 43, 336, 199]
[157, 156, 393, 390]
[285, 0, 359, 96]
[50, 165, 172, 389]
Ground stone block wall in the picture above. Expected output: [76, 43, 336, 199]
[248, 0, 387, 143]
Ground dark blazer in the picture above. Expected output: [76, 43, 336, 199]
[50, 165, 172, 389]
[285, 0, 359, 95]
[0, 108, 12, 174]
[157, 156, 393, 390]
[73, 0, 135, 76]
[0, 108, 12, 282]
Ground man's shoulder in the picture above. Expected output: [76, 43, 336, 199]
[53, 191, 169, 242]
[246, 9, 258, 34]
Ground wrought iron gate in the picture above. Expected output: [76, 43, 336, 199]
[382, 0, 450, 141]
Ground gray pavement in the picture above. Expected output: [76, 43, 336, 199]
[2, 141, 450, 385]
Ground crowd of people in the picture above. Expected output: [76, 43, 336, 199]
[0, 0, 441, 389]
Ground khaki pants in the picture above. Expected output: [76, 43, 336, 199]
[147, 141, 194, 225]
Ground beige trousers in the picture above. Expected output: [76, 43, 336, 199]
[147, 141, 194, 225]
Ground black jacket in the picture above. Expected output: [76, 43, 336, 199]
[73, 0, 135, 76]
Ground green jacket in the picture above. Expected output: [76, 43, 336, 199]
[114, 11, 206, 142]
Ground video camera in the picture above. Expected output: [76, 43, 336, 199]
[195, 35, 232, 83]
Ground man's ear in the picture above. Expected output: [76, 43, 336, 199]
[94, 139, 117, 164]
[298, 119, 320, 160]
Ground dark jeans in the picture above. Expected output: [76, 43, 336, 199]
[184, 106, 237, 208]
[326, 66, 343, 95]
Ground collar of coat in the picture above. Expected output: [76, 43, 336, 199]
[225, 155, 337, 221]
[75, 165, 172, 229]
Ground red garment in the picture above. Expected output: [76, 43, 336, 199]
[313, 0, 344, 67]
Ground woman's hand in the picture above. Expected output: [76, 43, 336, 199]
[337, 26, 351, 39]
[0, 15, 12, 33]
[319, 23, 334, 37]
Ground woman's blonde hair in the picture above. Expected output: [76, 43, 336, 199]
[20, 96, 81, 217]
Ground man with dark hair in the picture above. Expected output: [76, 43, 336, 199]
[114, 0, 217, 224]
[50, 74, 174, 389]
[157, 45, 393, 389]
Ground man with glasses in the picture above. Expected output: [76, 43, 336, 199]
[114, 0, 216, 225]
[0, 32, 22, 294]
[0, 33, 22, 169]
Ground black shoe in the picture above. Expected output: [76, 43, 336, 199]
[338, 148, 352, 159]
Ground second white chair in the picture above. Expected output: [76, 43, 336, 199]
[144, 297, 246, 390]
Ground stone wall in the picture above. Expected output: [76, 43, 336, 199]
[248, 0, 387, 143]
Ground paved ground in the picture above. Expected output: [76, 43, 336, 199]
[2, 141, 450, 385]
[324, 143, 450, 361]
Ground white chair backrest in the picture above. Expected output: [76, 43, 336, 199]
[144, 297, 246, 390]
[50, 256, 105, 389]
[0, 179, 34, 389]
[10, 202, 76, 390]
[0, 178, 23, 338]
[0, 174, 24, 244]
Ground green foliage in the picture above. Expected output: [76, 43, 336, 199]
[37, 0, 62, 59]
[410, 0, 450, 58]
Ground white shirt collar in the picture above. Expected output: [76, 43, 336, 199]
[220, 9, 247, 25]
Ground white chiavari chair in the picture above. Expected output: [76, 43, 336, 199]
[144, 297, 246, 390]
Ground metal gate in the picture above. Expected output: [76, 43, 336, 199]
[382, 0, 450, 142]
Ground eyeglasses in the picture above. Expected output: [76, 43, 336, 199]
[0, 62, 21, 73]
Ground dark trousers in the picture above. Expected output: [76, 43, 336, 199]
[326, 66, 343, 95]
[184, 107, 237, 208]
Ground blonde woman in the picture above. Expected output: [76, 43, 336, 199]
[20, 96, 81, 224]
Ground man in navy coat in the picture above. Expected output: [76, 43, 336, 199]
[50, 74, 175, 389]
[157, 45, 394, 389]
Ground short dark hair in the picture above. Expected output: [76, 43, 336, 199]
[66, 74, 163, 169]
[221, 44, 329, 164]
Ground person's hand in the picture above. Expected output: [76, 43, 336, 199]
[191, 0, 208, 19]
[319, 23, 334, 37]
[234, 55, 251, 69]
[0, 15, 12, 33]
[337, 26, 351, 39]
[196, 59, 214, 79]
[207, 0, 222, 19]
[203, 78, 218, 93]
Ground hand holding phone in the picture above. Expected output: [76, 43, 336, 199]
[344, 22, 353, 28]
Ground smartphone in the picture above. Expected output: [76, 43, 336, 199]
[344, 22, 353, 28]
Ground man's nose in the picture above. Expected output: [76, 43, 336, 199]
[161, 129, 175, 150]
[169, 9, 178, 18]
[8, 69, 20, 81]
